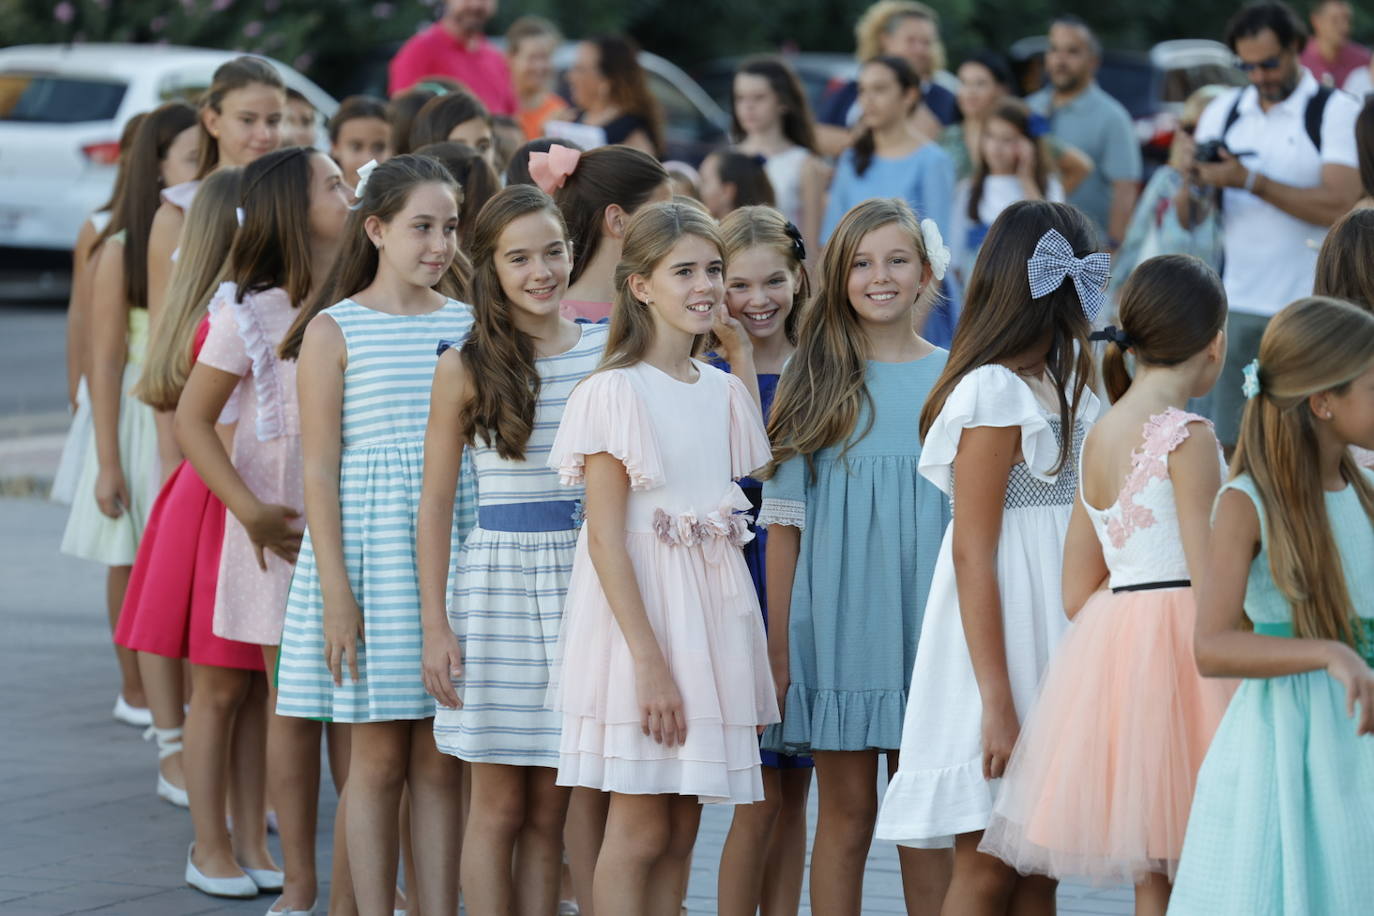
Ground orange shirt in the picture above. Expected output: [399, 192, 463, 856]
[519, 93, 571, 140]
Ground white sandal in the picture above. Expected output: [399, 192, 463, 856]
[144, 725, 188, 808]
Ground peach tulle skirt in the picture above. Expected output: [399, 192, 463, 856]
[979, 586, 1236, 883]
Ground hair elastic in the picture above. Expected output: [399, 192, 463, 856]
[1089, 325, 1131, 348]
[782, 220, 807, 263]
[1241, 358, 1262, 400]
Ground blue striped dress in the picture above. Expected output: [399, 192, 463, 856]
[433, 323, 608, 765]
[276, 298, 477, 722]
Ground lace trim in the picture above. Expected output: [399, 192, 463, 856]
[226, 284, 289, 442]
[1106, 408, 1207, 549]
[756, 497, 805, 530]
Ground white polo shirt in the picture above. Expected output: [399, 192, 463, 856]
[1193, 69, 1360, 316]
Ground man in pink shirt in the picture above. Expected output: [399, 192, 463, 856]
[388, 0, 518, 114]
[1300, 0, 1371, 87]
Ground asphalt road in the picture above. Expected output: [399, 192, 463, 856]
[0, 302, 70, 435]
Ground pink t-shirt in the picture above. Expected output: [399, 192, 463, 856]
[559, 300, 612, 322]
[1301, 38, 1372, 89]
[388, 23, 516, 115]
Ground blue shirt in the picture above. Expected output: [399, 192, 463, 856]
[1026, 82, 1141, 238]
[820, 79, 959, 128]
[821, 143, 955, 244]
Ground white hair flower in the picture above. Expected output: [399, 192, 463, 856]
[352, 159, 379, 203]
[920, 218, 951, 282]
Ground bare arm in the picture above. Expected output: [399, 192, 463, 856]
[87, 243, 131, 519]
[417, 349, 470, 709]
[145, 203, 184, 322]
[950, 424, 1020, 779]
[584, 451, 687, 746]
[176, 359, 302, 570]
[1171, 424, 1222, 592]
[1054, 144, 1094, 197]
[764, 523, 800, 714]
[620, 128, 658, 157]
[1107, 179, 1140, 248]
[815, 123, 856, 159]
[1062, 496, 1108, 619]
[296, 314, 364, 686]
[799, 154, 832, 265]
[65, 219, 100, 409]
[1193, 152, 1360, 228]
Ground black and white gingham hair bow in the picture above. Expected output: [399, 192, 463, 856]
[1026, 228, 1111, 321]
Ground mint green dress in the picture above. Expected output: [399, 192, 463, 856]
[1168, 472, 1374, 915]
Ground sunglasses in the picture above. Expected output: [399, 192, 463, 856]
[1236, 55, 1284, 73]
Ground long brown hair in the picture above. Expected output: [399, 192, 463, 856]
[920, 200, 1097, 474]
[709, 151, 776, 210]
[228, 147, 317, 308]
[280, 154, 461, 360]
[718, 205, 808, 346]
[761, 198, 930, 480]
[967, 98, 1052, 222]
[731, 56, 818, 152]
[1232, 297, 1374, 648]
[587, 35, 665, 156]
[98, 102, 198, 310]
[134, 168, 242, 410]
[413, 140, 498, 255]
[94, 113, 149, 224]
[460, 185, 570, 459]
[599, 201, 725, 373]
[554, 145, 669, 286]
[408, 88, 492, 150]
[195, 56, 284, 178]
[1101, 254, 1227, 402]
[1314, 208, 1374, 313]
[852, 56, 921, 178]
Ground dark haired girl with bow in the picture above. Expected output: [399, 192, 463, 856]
[876, 201, 1105, 914]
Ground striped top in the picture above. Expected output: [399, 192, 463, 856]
[470, 322, 609, 510]
[329, 297, 474, 449]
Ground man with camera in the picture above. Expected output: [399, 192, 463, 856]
[1176, 0, 1361, 445]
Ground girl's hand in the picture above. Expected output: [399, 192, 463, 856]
[94, 464, 130, 519]
[980, 698, 1020, 780]
[635, 656, 687, 747]
[711, 301, 753, 364]
[243, 502, 303, 569]
[1326, 641, 1374, 736]
[421, 625, 464, 710]
[323, 590, 364, 686]
[1015, 137, 1038, 181]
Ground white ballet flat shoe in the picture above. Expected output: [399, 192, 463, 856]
[185, 843, 258, 898]
[113, 694, 152, 727]
[266, 894, 314, 915]
[144, 726, 188, 807]
[242, 865, 285, 892]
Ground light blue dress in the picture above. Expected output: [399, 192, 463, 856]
[758, 353, 950, 754]
[1168, 472, 1374, 915]
[276, 298, 477, 723]
[820, 143, 955, 244]
[433, 323, 607, 765]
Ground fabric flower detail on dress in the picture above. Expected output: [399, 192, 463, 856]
[1105, 409, 1196, 549]
[570, 499, 586, 529]
[651, 485, 755, 550]
[1241, 359, 1262, 400]
[921, 219, 951, 281]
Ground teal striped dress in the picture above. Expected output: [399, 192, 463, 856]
[276, 298, 477, 722]
[433, 323, 607, 764]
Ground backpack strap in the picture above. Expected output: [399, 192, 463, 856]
[1305, 85, 1334, 152]
[1221, 89, 1244, 140]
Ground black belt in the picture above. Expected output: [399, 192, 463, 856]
[1111, 579, 1191, 594]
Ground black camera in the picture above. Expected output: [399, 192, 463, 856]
[1194, 139, 1231, 163]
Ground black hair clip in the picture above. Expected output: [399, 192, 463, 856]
[782, 220, 807, 263]
[1089, 325, 1131, 348]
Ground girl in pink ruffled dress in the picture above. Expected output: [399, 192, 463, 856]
[546, 200, 777, 915]
[979, 255, 1238, 914]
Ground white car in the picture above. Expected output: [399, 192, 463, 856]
[0, 43, 337, 252]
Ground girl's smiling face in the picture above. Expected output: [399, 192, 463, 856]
[205, 83, 284, 167]
[631, 233, 726, 339]
[845, 221, 931, 328]
[494, 210, 572, 319]
[724, 243, 796, 342]
[367, 181, 461, 288]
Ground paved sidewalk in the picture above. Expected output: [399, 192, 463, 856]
[0, 496, 1133, 914]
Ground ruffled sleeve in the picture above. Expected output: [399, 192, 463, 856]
[724, 371, 773, 481]
[547, 369, 666, 490]
[918, 364, 1063, 496]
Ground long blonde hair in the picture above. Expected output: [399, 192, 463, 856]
[134, 168, 242, 410]
[760, 198, 929, 481]
[1233, 296, 1374, 647]
[598, 201, 724, 373]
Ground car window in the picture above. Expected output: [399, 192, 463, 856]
[0, 73, 127, 123]
[646, 70, 704, 137]
[1096, 61, 1159, 119]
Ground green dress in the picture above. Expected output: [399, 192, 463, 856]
[758, 352, 950, 754]
[1168, 472, 1374, 915]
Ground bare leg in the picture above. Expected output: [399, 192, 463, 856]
[514, 768, 572, 916]
[406, 720, 462, 916]
[229, 673, 274, 871]
[108, 565, 145, 707]
[566, 787, 609, 916]
[1007, 874, 1057, 916]
[185, 663, 252, 879]
[460, 762, 526, 914]
[593, 793, 686, 916]
[889, 751, 952, 916]
[760, 766, 812, 916]
[327, 782, 358, 916]
[940, 832, 1017, 916]
[398, 788, 414, 915]
[137, 651, 186, 789]
[1134, 872, 1170, 916]
[264, 646, 323, 914]
[718, 766, 783, 915]
[346, 721, 409, 916]
[808, 751, 881, 916]
[644, 796, 701, 916]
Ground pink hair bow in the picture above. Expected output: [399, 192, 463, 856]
[528, 144, 581, 194]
